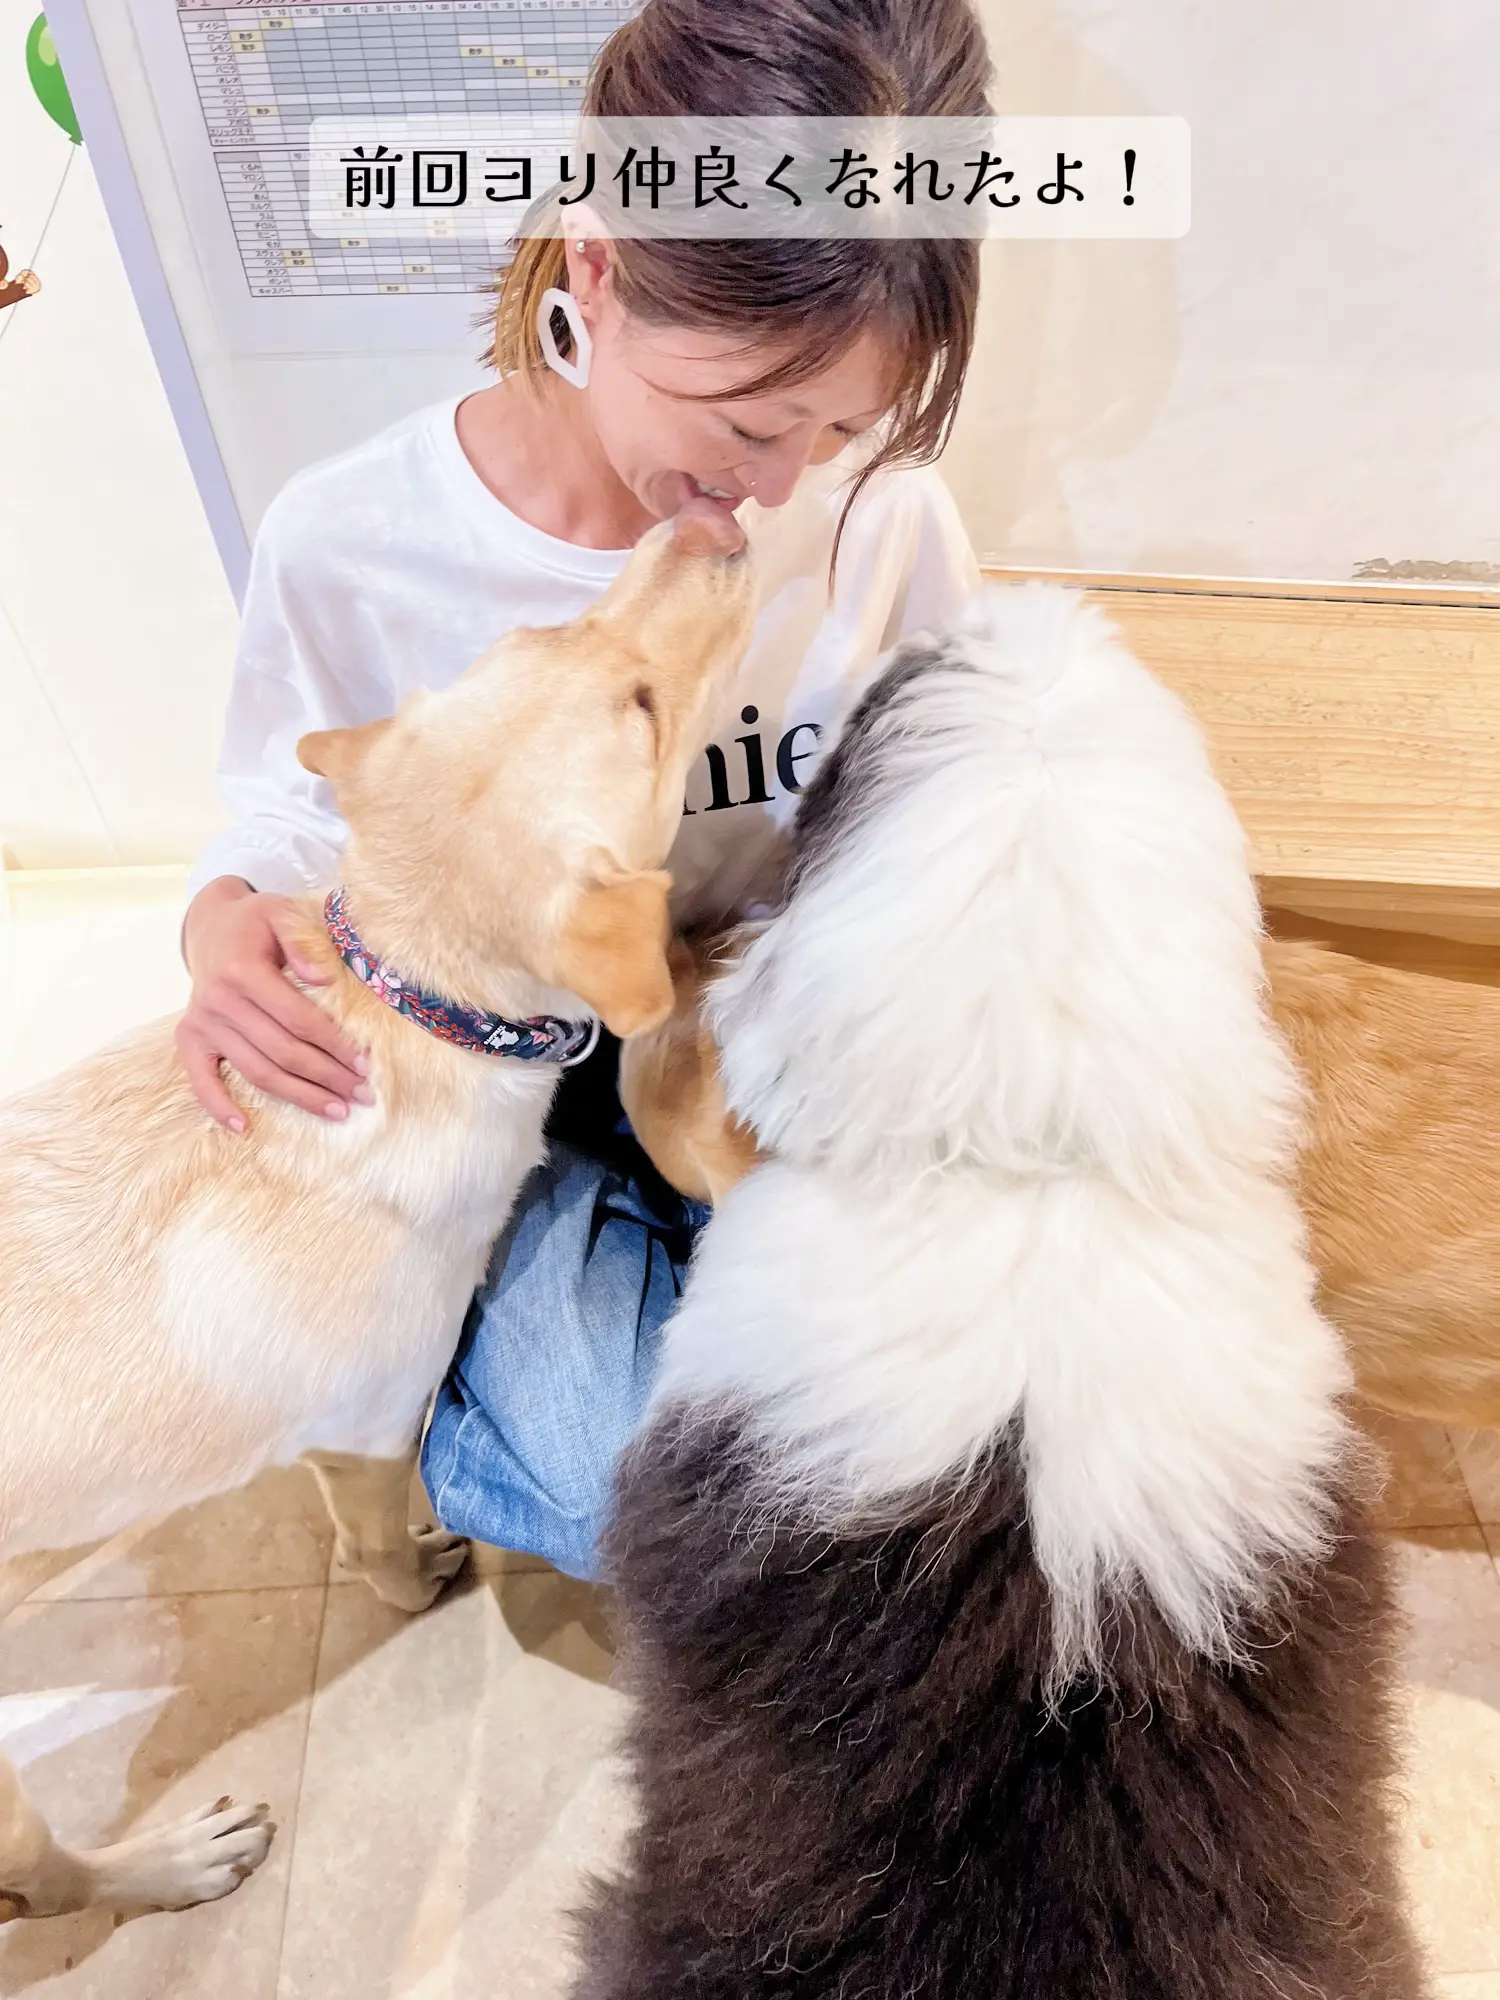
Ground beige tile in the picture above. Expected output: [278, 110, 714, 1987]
[277, 1574, 631, 1999]
[1392, 1530, 1500, 1977]
[1451, 1428, 1500, 1526]
[1360, 1410, 1478, 1532]
[0, 1585, 323, 1997]
[1397, 1528, 1500, 1703]
[26, 1468, 335, 1605]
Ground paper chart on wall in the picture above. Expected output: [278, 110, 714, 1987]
[126, 0, 637, 353]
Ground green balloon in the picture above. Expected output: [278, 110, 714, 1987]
[26, 15, 82, 146]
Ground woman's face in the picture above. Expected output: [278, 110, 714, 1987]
[564, 238, 901, 528]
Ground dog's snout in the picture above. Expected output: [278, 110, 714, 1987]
[670, 497, 747, 561]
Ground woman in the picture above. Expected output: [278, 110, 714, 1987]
[179, 0, 991, 1578]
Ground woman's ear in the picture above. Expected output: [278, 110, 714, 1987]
[297, 717, 392, 792]
[560, 213, 616, 312]
[547, 865, 675, 1040]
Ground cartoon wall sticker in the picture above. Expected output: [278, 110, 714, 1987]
[0, 228, 41, 312]
[26, 15, 82, 146]
[6, 16, 81, 314]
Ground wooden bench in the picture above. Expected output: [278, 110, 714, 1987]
[986, 576, 1500, 985]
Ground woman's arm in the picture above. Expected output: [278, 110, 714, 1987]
[188, 491, 363, 901]
[178, 877, 369, 1130]
[178, 497, 372, 1128]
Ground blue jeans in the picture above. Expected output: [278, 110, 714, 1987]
[422, 1040, 710, 1580]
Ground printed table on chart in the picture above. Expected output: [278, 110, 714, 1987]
[175, 0, 637, 297]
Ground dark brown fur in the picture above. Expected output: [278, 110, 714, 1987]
[577, 1417, 1424, 1999]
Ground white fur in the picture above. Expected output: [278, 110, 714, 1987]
[653, 584, 1354, 1678]
[0, 1035, 551, 1561]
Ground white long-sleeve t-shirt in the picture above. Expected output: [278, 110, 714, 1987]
[191, 393, 979, 924]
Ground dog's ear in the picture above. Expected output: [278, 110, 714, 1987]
[548, 866, 675, 1040]
[297, 718, 392, 790]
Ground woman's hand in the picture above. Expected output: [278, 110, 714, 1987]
[177, 876, 371, 1130]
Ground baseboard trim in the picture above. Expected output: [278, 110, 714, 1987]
[0, 862, 191, 923]
[979, 565, 1500, 612]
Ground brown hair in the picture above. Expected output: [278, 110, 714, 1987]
[490, 0, 992, 550]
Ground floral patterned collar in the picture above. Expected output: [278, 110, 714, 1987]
[322, 887, 600, 1066]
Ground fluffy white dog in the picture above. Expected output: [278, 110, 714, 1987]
[578, 586, 1425, 2000]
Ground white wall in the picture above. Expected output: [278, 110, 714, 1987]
[0, 0, 236, 869]
[946, 0, 1499, 580]
[1, 0, 1494, 872]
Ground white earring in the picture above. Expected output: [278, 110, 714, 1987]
[537, 286, 592, 390]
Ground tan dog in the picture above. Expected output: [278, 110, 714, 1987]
[623, 930, 1500, 1433]
[0, 502, 753, 1923]
[620, 931, 761, 1206]
[1267, 938, 1500, 1428]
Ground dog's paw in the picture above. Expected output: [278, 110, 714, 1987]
[88, 1796, 274, 1911]
[348, 1524, 469, 1613]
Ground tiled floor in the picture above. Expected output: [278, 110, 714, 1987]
[2, 890, 1499, 1994]
[0, 1420, 1496, 1995]
[0, 1483, 629, 1998]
